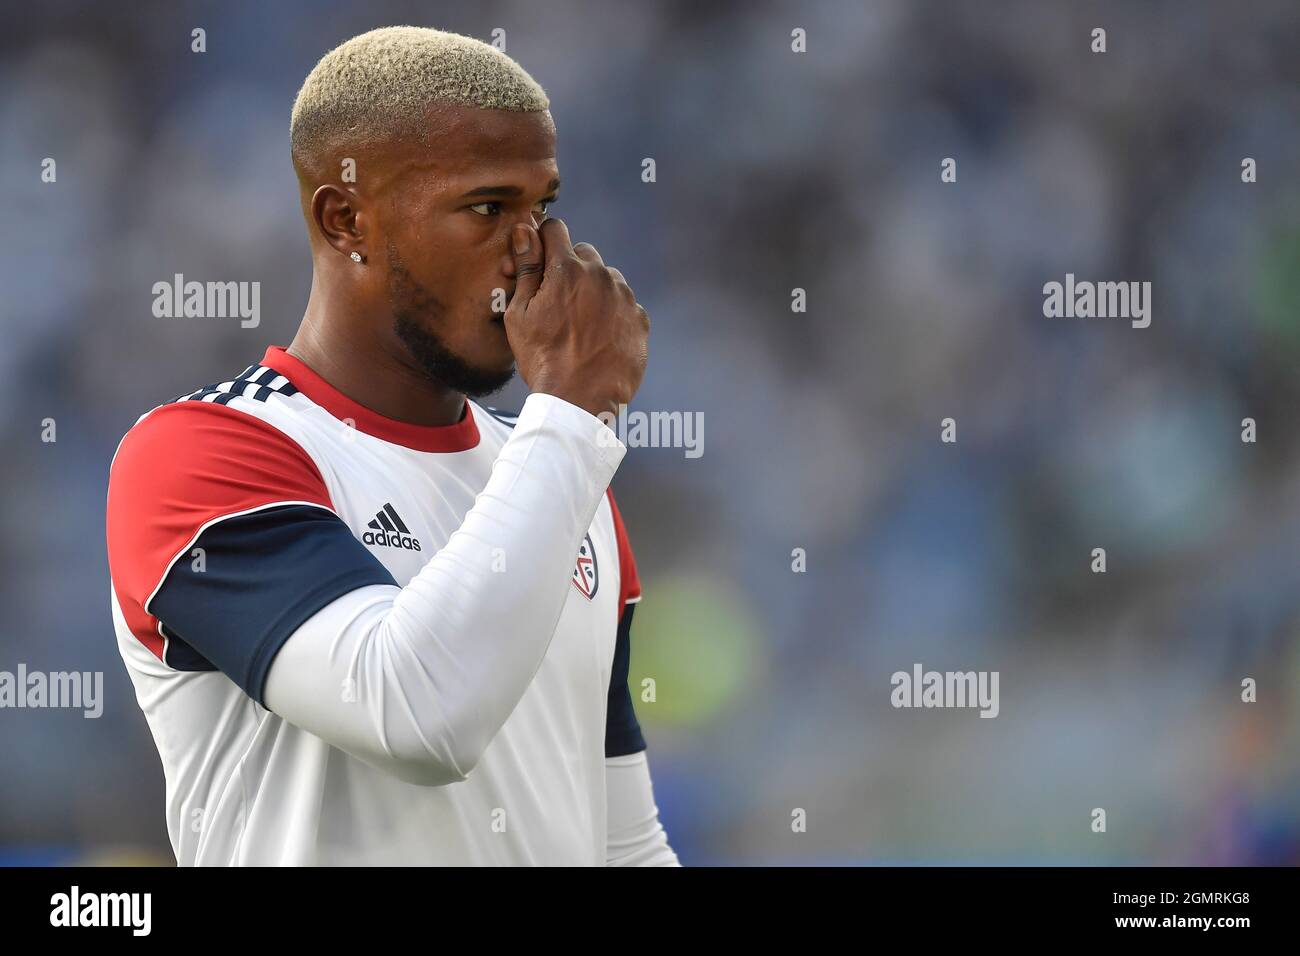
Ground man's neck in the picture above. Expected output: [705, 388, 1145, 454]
[288, 288, 466, 428]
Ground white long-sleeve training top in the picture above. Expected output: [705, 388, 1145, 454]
[106, 344, 677, 866]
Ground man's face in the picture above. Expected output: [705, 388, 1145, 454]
[374, 105, 560, 397]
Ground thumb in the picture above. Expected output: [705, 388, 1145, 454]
[506, 223, 543, 319]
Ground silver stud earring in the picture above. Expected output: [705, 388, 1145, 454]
[350, 251, 363, 263]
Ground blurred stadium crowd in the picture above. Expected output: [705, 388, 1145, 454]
[1, 0, 1297, 864]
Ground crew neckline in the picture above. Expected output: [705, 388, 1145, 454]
[261, 345, 480, 453]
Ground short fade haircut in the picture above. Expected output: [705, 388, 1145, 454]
[290, 26, 550, 167]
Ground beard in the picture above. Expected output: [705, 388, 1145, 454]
[386, 239, 516, 399]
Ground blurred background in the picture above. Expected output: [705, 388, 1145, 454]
[1, 0, 1298, 865]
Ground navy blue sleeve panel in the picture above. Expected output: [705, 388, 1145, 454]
[605, 602, 648, 757]
[148, 504, 399, 706]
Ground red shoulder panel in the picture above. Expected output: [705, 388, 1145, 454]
[106, 401, 333, 659]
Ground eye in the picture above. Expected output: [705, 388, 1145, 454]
[467, 197, 557, 218]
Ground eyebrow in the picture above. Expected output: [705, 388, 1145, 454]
[460, 178, 561, 199]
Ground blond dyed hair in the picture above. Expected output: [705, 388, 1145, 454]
[290, 26, 550, 164]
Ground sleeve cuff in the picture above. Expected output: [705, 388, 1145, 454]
[516, 392, 628, 473]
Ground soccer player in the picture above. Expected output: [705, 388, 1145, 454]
[105, 27, 676, 866]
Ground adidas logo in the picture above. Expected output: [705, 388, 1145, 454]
[363, 503, 422, 551]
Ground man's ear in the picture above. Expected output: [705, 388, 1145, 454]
[311, 184, 369, 262]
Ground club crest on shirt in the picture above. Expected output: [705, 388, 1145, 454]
[572, 534, 598, 600]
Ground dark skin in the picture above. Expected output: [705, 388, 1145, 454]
[289, 102, 648, 424]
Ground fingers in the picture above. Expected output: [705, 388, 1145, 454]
[608, 267, 640, 314]
[539, 216, 575, 264]
[573, 242, 605, 267]
[541, 219, 611, 275]
[507, 223, 543, 315]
